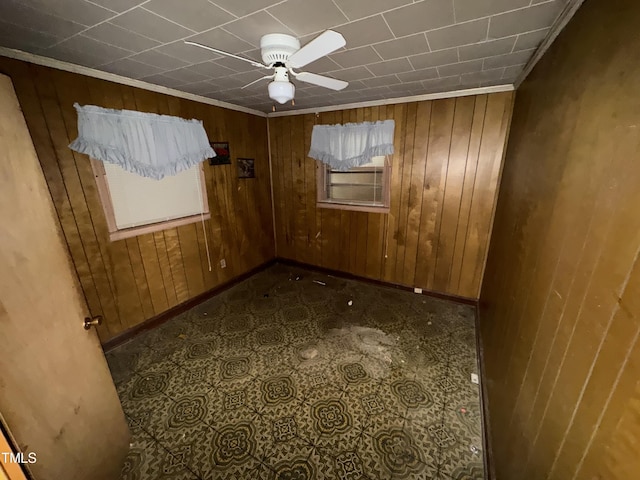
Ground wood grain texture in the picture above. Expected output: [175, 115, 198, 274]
[479, 1, 640, 479]
[269, 92, 513, 299]
[0, 57, 274, 343]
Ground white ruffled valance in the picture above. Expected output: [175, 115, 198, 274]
[69, 103, 215, 180]
[308, 119, 395, 171]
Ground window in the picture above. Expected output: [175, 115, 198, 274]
[317, 156, 390, 213]
[92, 159, 210, 242]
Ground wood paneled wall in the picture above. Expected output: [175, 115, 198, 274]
[0, 57, 274, 343]
[479, 0, 640, 478]
[269, 92, 513, 299]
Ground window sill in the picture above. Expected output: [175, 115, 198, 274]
[317, 201, 389, 214]
[108, 212, 211, 242]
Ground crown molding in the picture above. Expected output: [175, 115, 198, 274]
[267, 84, 515, 117]
[0, 47, 268, 118]
[515, 0, 585, 88]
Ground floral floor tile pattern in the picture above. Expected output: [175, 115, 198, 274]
[107, 264, 485, 480]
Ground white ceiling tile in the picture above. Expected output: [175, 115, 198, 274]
[461, 68, 505, 85]
[362, 74, 402, 88]
[396, 67, 439, 83]
[333, 15, 394, 49]
[188, 61, 235, 78]
[43, 44, 106, 67]
[426, 19, 489, 50]
[46, 35, 133, 65]
[267, 0, 348, 36]
[482, 49, 535, 69]
[437, 59, 483, 77]
[223, 11, 296, 47]
[0, 1, 85, 40]
[489, 2, 565, 39]
[111, 7, 194, 42]
[162, 67, 209, 84]
[333, 0, 412, 21]
[514, 28, 550, 51]
[422, 75, 461, 91]
[144, 0, 235, 33]
[503, 64, 526, 79]
[20, 0, 115, 26]
[328, 66, 372, 81]
[156, 41, 223, 63]
[130, 49, 190, 69]
[330, 46, 382, 68]
[83, 22, 160, 52]
[408, 48, 458, 70]
[212, 0, 277, 17]
[383, 0, 455, 38]
[188, 28, 254, 54]
[100, 58, 163, 78]
[458, 37, 516, 61]
[0, 20, 59, 51]
[89, 0, 144, 13]
[140, 73, 187, 88]
[374, 34, 430, 60]
[366, 58, 414, 76]
[179, 80, 224, 95]
[454, 0, 530, 23]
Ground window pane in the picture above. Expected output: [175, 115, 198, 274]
[104, 163, 205, 229]
[330, 171, 381, 186]
[360, 155, 386, 167]
[330, 185, 384, 203]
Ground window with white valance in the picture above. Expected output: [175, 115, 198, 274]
[310, 120, 395, 212]
[68, 103, 215, 243]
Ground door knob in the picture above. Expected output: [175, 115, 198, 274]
[84, 315, 103, 330]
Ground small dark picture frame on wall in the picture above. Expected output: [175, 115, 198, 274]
[237, 158, 255, 178]
[209, 142, 231, 165]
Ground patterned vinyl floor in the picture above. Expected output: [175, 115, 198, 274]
[106, 264, 485, 480]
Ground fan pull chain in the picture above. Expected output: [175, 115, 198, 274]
[195, 167, 212, 272]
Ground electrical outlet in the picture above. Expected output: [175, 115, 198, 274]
[220, 259, 226, 269]
[471, 373, 479, 384]
[414, 287, 423, 294]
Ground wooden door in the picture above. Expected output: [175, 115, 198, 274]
[0, 74, 130, 479]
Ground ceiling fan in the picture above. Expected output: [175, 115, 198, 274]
[185, 30, 349, 105]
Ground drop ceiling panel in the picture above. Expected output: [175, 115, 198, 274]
[0, 0, 573, 113]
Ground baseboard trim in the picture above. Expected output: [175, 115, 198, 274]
[475, 302, 495, 480]
[102, 258, 276, 352]
[276, 257, 478, 306]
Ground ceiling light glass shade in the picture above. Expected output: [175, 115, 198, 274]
[268, 81, 295, 104]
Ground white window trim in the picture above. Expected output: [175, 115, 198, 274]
[91, 158, 210, 242]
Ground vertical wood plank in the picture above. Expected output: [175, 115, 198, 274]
[414, 98, 455, 289]
[402, 101, 431, 286]
[365, 105, 385, 280]
[433, 96, 475, 293]
[449, 95, 487, 293]
[381, 103, 404, 283]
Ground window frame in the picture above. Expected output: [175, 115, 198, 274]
[91, 159, 211, 242]
[316, 158, 391, 214]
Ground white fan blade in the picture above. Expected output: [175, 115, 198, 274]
[184, 41, 268, 69]
[287, 30, 346, 68]
[296, 72, 348, 91]
[242, 75, 274, 89]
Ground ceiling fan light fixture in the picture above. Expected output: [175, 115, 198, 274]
[268, 80, 295, 104]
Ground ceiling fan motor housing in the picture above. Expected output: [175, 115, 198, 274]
[260, 33, 301, 66]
